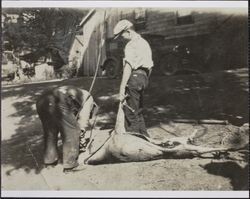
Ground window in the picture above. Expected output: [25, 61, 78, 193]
[176, 10, 194, 25]
[134, 8, 147, 31]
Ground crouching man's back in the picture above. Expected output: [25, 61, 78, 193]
[36, 85, 98, 172]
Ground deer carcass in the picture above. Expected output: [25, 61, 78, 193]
[80, 129, 231, 165]
[78, 104, 238, 165]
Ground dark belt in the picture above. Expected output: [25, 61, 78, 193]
[134, 67, 150, 77]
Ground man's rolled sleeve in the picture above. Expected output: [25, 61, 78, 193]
[77, 95, 94, 130]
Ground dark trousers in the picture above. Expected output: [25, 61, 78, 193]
[36, 90, 81, 169]
[124, 70, 149, 137]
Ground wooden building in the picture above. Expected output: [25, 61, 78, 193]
[69, 8, 248, 77]
[68, 9, 107, 77]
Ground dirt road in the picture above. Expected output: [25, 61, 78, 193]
[1, 69, 249, 191]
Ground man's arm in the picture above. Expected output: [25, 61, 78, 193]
[119, 62, 132, 102]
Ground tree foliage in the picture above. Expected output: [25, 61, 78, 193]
[2, 8, 87, 65]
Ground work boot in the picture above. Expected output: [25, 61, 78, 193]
[63, 163, 87, 173]
[44, 160, 58, 168]
[63, 162, 79, 173]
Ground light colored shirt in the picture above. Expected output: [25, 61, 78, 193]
[124, 34, 154, 70]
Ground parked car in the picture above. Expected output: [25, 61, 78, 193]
[156, 44, 202, 76]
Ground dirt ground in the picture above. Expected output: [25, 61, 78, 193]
[1, 68, 249, 191]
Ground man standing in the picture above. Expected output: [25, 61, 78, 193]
[113, 20, 154, 137]
[36, 85, 98, 172]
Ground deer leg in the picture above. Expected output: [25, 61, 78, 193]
[160, 143, 228, 159]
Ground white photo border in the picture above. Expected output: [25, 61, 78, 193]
[1, 1, 249, 198]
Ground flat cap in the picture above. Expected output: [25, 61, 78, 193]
[113, 19, 133, 39]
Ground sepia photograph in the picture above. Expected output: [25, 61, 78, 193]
[1, 1, 249, 198]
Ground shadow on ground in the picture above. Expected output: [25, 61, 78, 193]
[201, 161, 249, 190]
[1, 68, 249, 176]
[1, 78, 119, 174]
[144, 69, 248, 127]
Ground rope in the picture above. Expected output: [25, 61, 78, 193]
[88, 11, 107, 94]
[80, 110, 98, 152]
[79, 10, 108, 163]
[83, 130, 114, 164]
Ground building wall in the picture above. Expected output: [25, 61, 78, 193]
[73, 8, 247, 76]
[69, 9, 107, 77]
[104, 8, 248, 73]
[105, 8, 247, 38]
[105, 8, 218, 38]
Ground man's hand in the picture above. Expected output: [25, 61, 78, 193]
[119, 92, 127, 102]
